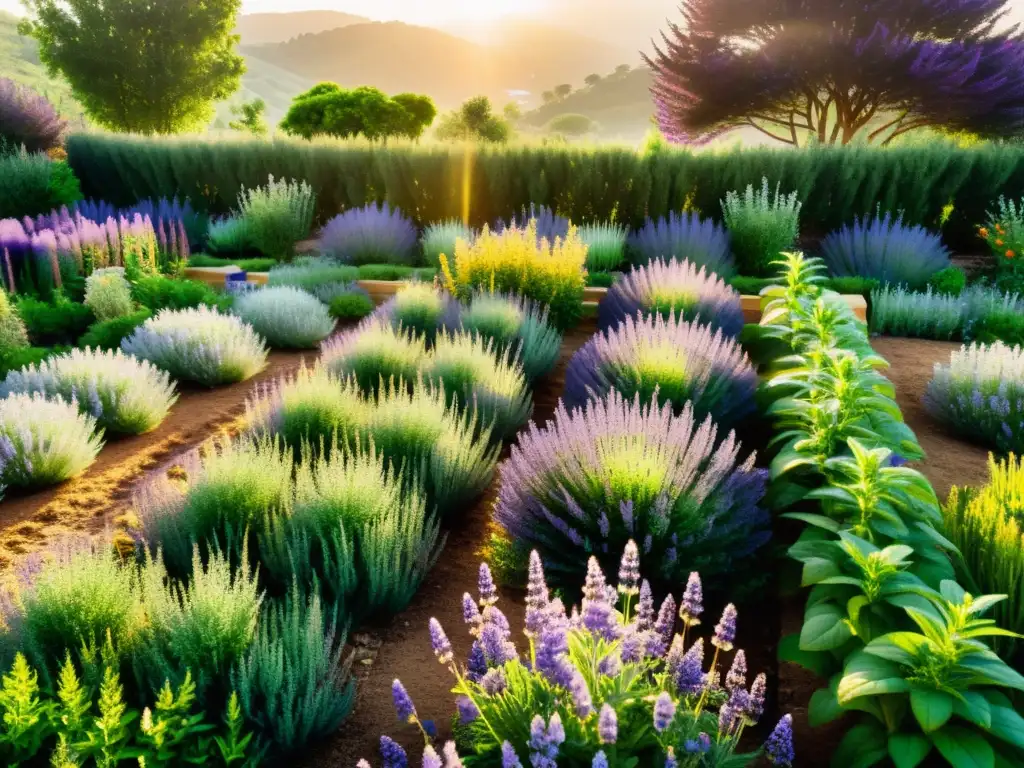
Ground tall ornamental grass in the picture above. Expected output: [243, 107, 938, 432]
[600, 257, 745, 337]
[121, 306, 269, 387]
[869, 286, 964, 339]
[924, 341, 1024, 454]
[944, 453, 1024, 662]
[232, 286, 336, 349]
[317, 203, 418, 265]
[459, 291, 562, 381]
[0, 347, 177, 435]
[564, 311, 758, 429]
[578, 222, 627, 272]
[421, 219, 474, 269]
[440, 222, 587, 330]
[721, 177, 801, 276]
[628, 211, 733, 276]
[237, 175, 315, 261]
[0, 393, 103, 490]
[492, 390, 769, 589]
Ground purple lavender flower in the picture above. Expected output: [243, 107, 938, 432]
[485, 606, 512, 638]
[620, 626, 644, 663]
[380, 735, 409, 768]
[718, 686, 751, 736]
[318, 203, 418, 265]
[467, 641, 487, 681]
[650, 594, 677, 657]
[637, 580, 655, 631]
[528, 713, 565, 768]
[618, 539, 640, 596]
[501, 742, 523, 768]
[422, 745, 442, 768]
[748, 673, 767, 723]
[597, 651, 622, 677]
[429, 618, 454, 664]
[680, 573, 703, 628]
[481, 622, 517, 666]
[598, 704, 618, 744]
[496, 204, 570, 243]
[525, 550, 550, 638]
[481, 667, 508, 696]
[712, 604, 738, 651]
[536, 615, 574, 688]
[479, 563, 499, 607]
[676, 638, 705, 695]
[592, 752, 609, 768]
[664, 747, 678, 768]
[765, 715, 795, 767]
[683, 733, 711, 754]
[0, 78, 65, 153]
[457, 695, 479, 724]
[654, 691, 676, 732]
[392, 679, 416, 723]
[725, 649, 747, 692]
[570, 671, 594, 717]
[628, 211, 733, 276]
[463, 593, 483, 635]
[666, 635, 686, 680]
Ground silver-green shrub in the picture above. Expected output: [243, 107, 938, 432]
[421, 219, 473, 269]
[319, 319, 426, 394]
[869, 285, 964, 339]
[458, 291, 562, 381]
[84, 267, 133, 321]
[232, 286, 335, 349]
[237, 175, 315, 261]
[578, 222, 627, 272]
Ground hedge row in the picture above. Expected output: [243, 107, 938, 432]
[65, 134, 1024, 250]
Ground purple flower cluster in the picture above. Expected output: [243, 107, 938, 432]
[563, 310, 758, 428]
[74, 196, 204, 250]
[628, 211, 734, 277]
[0, 78, 65, 154]
[495, 204, 570, 243]
[318, 203, 419, 265]
[599, 258, 745, 338]
[493, 389, 769, 589]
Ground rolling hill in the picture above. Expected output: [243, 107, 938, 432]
[234, 10, 370, 45]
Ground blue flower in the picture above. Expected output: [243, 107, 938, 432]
[598, 704, 618, 744]
[379, 735, 408, 768]
[712, 603, 737, 651]
[391, 679, 416, 723]
[766, 715, 795, 767]
[654, 691, 676, 732]
[457, 695, 479, 724]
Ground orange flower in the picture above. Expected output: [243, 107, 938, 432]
[997, 224, 1005, 234]
[1007, 250, 1015, 259]
[996, 239, 1005, 246]
[979, 227, 989, 237]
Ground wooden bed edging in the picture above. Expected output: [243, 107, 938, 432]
[184, 267, 869, 324]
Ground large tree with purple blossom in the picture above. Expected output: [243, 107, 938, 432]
[644, 0, 1024, 146]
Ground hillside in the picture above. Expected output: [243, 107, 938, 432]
[234, 11, 369, 45]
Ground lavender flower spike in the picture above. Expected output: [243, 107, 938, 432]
[463, 593, 483, 635]
[748, 673, 767, 723]
[648, 594, 676, 657]
[654, 691, 676, 732]
[766, 715, 795, 767]
[392, 679, 416, 723]
[457, 695, 479, 724]
[442, 741, 464, 768]
[725, 649, 747, 692]
[598, 703, 618, 744]
[680, 572, 703, 627]
[637, 580, 655, 631]
[525, 550, 550, 638]
[422, 745, 442, 768]
[592, 752, 609, 768]
[501, 742, 523, 768]
[712, 604, 738, 651]
[676, 638, 705, 695]
[429, 618, 454, 664]
[570, 670, 595, 717]
[618, 539, 640, 596]
[380, 735, 409, 768]
[479, 563, 499, 607]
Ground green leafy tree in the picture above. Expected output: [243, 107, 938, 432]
[502, 101, 522, 123]
[435, 96, 510, 143]
[20, 0, 245, 134]
[228, 98, 268, 136]
[547, 113, 595, 137]
[391, 93, 438, 139]
[279, 83, 435, 141]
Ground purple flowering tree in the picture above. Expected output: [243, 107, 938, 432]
[644, 0, 1024, 146]
[0, 79, 66, 154]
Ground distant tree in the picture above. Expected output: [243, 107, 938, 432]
[503, 102, 522, 123]
[644, 0, 1024, 146]
[547, 113, 595, 137]
[613, 64, 632, 77]
[436, 96, 510, 143]
[20, 0, 245, 134]
[554, 84, 573, 99]
[542, 91, 556, 104]
[229, 98, 268, 136]
[280, 83, 435, 142]
[584, 73, 603, 87]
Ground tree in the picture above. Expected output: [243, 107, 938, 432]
[542, 91, 556, 104]
[554, 84, 573, 99]
[546, 113, 595, 137]
[20, 0, 245, 134]
[613, 64, 632, 77]
[229, 98, 268, 136]
[584, 73, 603, 87]
[435, 96, 510, 143]
[503, 102, 522, 123]
[279, 83, 435, 141]
[644, 0, 1024, 147]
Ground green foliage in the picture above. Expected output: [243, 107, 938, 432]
[236, 175, 315, 261]
[328, 291, 375, 321]
[435, 96, 510, 143]
[421, 219, 473, 269]
[578, 222, 627, 272]
[131, 275, 218, 312]
[20, 0, 245, 134]
[545, 112, 595, 137]
[356, 264, 435, 281]
[824, 276, 879, 299]
[927, 266, 967, 296]
[77, 309, 152, 351]
[0, 149, 80, 219]
[459, 291, 562, 381]
[231, 286, 335, 349]
[0, 288, 29, 353]
[981, 196, 1024, 276]
[944, 454, 1024, 662]
[870, 285, 964, 339]
[586, 271, 615, 288]
[377, 282, 452, 342]
[229, 99, 268, 137]
[320, 320, 427, 396]
[84, 268, 133, 322]
[969, 309, 1024, 346]
[0, 345, 58, 378]
[729, 275, 777, 295]
[188, 253, 275, 273]
[15, 294, 94, 346]
[721, 177, 802, 276]
[205, 217, 253, 257]
[280, 84, 436, 142]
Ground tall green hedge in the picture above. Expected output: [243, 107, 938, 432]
[65, 133, 1024, 249]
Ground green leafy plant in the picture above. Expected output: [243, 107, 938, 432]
[232, 286, 336, 349]
[77, 309, 153, 351]
[328, 291, 375, 321]
[15, 295, 94, 346]
[721, 177, 801, 276]
[320, 320, 427, 395]
[84, 268, 134, 322]
[0, 288, 29, 354]
[927, 267, 967, 296]
[578, 222, 627, 272]
[421, 220, 473, 269]
[131, 275, 218, 312]
[0, 150, 81, 220]
[236, 176, 315, 262]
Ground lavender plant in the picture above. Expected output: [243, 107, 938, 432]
[599, 258, 745, 338]
[373, 282, 459, 343]
[721, 178, 801, 277]
[0, 347, 177, 435]
[237, 175, 315, 261]
[0, 79, 66, 154]
[320, 319, 427, 395]
[869, 285, 964, 339]
[422, 219, 474, 269]
[232, 286, 336, 349]
[578, 222, 627, 273]
[564, 311, 757, 428]
[629, 212, 734, 277]
[924, 341, 1024, 454]
[0, 392, 103, 489]
[74, 196, 206, 251]
[458, 291, 562, 381]
[497, 204, 571, 243]
[424, 330, 533, 440]
[207, 215, 252, 255]
[362, 543, 794, 767]
[822, 211, 951, 289]
[84, 266, 134, 321]
[493, 390, 769, 589]
[121, 306, 269, 387]
[318, 203, 418, 265]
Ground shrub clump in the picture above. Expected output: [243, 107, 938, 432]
[237, 175, 316, 261]
[579, 222, 627, 272]
[318, 204, 418, 265]
[78, 308, 152, 350]
[924, 341, 1024, 454]
[121, 306, 269, 387]
[320, 319, 426, 395]
[0, 347, 177, 435]
[232, 286, 336, 349]
[0, 288, 29, 352]
[328, 289, 375, 321]
[15, 295, 94, 346]
[600, 257, 744, 337]
[493, 390, 769, 589]
[564, 311, 757, 428]
[822, 211, 951, 289]
[459, 291, 562, 381]
[268, 259, 359, 296]
[0, 392, 103, 490]
[0, 78, 66, 154]
[373, 282, 458, 342]
[721, 177, 801, 277]
[440, 221, 587, 330]
[131, 275, 219, 312]
[421, 219, 473, 268]
[84, 267, 134, 321]
[628, 211, 733, 276]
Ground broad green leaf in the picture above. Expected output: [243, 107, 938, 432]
[888, 733, 932, 768]
[802, 558, 842, 586]
[940, 580, 967, 604]
[965, 594, 1007, 617]
[781, 511, 841, 532]
[959, 655, 1024, 691]
[952, 692, 991, 730]
[930, 725, 995, 768]
[837, 651, 909, 704]
[777, 633, 836, 677]
[809, 686, 844, 727]
[832, 722, 888, 768]
[878, 544, 915, 566]
[910, 689, 954, 732]
[864, 632, 932, 664]
[801, 602, 854, 652]
[988, 705, 1024, 749]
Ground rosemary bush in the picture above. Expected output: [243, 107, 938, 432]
[319, 319, 427, 395]
[869, 286, 964, 339]
[373, 282, 458, 343]
[237, 175, 315, 261]
[721, 178, 801, 277]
